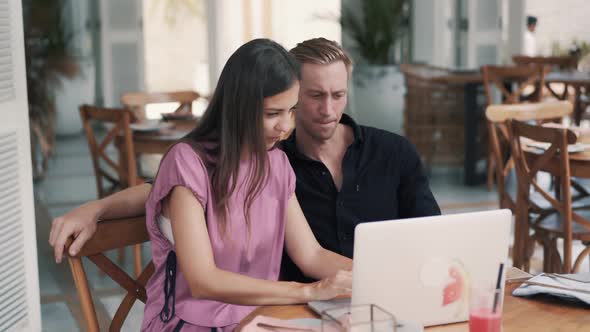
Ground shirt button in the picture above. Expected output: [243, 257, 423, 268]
[321, 171, 327, 175]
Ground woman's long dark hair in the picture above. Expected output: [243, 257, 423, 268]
[183, 38, 300, 235]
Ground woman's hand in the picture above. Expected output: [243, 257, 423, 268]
[49, 201, 101, 263]
[304, 270, 352, 301]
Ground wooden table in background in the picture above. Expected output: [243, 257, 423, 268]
[237, 282, 590, 331]
[114, 120, 197, 183]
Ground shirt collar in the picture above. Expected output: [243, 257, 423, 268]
[282, 113, 364, 159]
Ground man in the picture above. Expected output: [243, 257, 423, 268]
[50, 38, 440, 281]
[523, 15, 538, 56]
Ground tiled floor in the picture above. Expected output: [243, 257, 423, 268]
[33, 133, 589, 331]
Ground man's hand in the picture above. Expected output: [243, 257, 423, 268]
[49, 201, 101, 263]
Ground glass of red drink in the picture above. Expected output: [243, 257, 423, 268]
[469, 287, 502, 332]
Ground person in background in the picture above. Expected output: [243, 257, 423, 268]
[523, 15, 538, 56]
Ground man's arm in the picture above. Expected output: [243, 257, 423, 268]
[284, 194, 352, 280]
[49, 183, 152, 263]
[397, 140, 441, 218]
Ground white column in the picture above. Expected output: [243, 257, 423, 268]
[507, 0, 526, 60]
[413, 0, 454, 67]
[206, 0, 246, 91]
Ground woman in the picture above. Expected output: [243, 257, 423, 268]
[142, 39, 352, 331]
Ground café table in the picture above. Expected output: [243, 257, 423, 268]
[236, 281, 590, 331]
[114, 119, 197, 182]
[546, 71, 590, 125]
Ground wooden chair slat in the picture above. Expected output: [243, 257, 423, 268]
[486, 101, 573, 123]
[110, 263, 155, 332]
[88, 254, 147, 299]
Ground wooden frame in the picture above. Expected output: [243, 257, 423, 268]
[65, 216, 153, 332]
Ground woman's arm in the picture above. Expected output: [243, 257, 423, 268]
[49, 183, 152, 263]
[167, 186, 350, 305]
[283, 195, 353, 280]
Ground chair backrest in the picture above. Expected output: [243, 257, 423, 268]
[485, 101, 573, 210]
[66, 216, 153, 332]
[121, 90, 200, 119]
[512, 55, 579, 71]
[507, 119, 578, 272]
[482, 65, 546, 106]
[79, 104, 139, 198]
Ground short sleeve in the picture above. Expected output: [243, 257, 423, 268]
[149, 143, 209, 212]
[279, 150, 296, 199]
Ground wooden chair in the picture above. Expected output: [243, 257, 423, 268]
[65, 216, 154, 332]
[80, 105, 140, 198]
[485, 101, 573, 209]
[485, 101, 575, 269]
[121, 90, 200, 121]
[513, 55, 579, 102]
[482, 65, 546, 191]
[508, 120, 590, 273]
[79, 105, 144, 276]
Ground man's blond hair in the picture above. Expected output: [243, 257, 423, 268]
[289, 37, 353, 75]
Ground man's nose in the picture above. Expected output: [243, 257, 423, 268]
[319, 98, 333, 116]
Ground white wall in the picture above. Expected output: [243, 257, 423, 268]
[525, 0, 590, 55]
[143, 0, 210, 94]
[206, 0, 340, 90]
[270, 0, 341, 50]
[412, 0, 455, 67]
[144, 0, 341, 101]
[506, 0, 525, 61]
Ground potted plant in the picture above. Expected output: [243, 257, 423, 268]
[23, 0, 80, 180]
[340, 0, 410, 134]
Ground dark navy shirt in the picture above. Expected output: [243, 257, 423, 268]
[281, 114, 441, 282]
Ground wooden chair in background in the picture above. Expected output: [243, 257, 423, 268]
[482, 65, 546, 191]
[79, 105, 140, 197]
[485, 101, 573, 209]
[485, 100, 574, 270]
[508, 119, 590, 273]
[65, 216, 153, 332]
[79, 105, 144, 277]
[513, 55, 579, 102]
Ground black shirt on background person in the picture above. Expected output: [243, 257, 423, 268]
[280, 114, 441, 282]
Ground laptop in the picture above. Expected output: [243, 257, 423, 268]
[309, 209, 512, 327]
